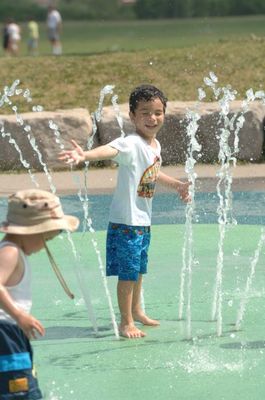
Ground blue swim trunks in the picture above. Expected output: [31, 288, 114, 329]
[0, 321, 42, 400]
[106, 222, 151, 281]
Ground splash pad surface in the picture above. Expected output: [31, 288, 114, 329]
[1, 185, 265, 399]
[25, 215, 265, 400]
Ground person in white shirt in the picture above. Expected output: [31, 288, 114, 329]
[7, 20, 21, 56]
[59, 84, 190, 339]
[47, 5, 62, 55]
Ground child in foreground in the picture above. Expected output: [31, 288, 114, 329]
[0, 189, 79, 399]
[59, 84, 189, 339]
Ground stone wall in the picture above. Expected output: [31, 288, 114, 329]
[0, 101, 264, 171]
[96, 101, 265, 164]
[0, 109, 94, 171]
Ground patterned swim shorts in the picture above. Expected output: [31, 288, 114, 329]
[106, 222, 151, 281]
[0, 321, 42, 399]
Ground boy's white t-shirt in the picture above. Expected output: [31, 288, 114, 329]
[109, 133, 161, 226]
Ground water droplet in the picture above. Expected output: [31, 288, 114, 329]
[198, 87, 206, 100]
[204, 77, 213, 86]
[32, 105, 43, 112]
[209, 71, 218, 83]
[24, 125, 31, 132]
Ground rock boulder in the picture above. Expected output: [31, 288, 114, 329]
[0, 108, 94, 171]
[96, 100, 265, 164]
[0, 101, 264, 172]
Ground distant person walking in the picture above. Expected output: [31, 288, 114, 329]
[2, 19, 10, 56]
[47, 5, 62, 55]
[27, 18, 39, 56]
[7, 19, 21, 56]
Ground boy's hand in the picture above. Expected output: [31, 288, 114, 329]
[177, 181, 191, 203]
[16, 312, 45, 340]
[58, 139, 85, 165]
[157, 171, 191, 202]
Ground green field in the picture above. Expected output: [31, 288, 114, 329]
[0, 16, 264, 113]
[9, 16, 265, 55]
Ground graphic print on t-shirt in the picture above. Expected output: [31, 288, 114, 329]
[137, 156, 161, 198]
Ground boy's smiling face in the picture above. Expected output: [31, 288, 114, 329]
[129, 98, 165, 143]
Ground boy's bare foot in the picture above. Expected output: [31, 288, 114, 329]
[119, 323, 146, 339]
[132, 312, 160, 326]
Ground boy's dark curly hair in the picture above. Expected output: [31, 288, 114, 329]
[129, 84, 167, 114]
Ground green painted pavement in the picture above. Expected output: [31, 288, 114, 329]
[9, 225, 265, 399]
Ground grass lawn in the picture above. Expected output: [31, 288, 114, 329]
[0, 16, 264, 113]
[11, 16, 265, 55]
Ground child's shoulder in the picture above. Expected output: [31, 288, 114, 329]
[0, 241, 20, 257]
[124, 133, 145, 145]
[122, 133, 138, 140]
[0, 242, 20, 268]
[112, 133, 140, 147]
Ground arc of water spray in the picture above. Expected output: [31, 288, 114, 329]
[210, 80, 265, 336]
[73, 167, 120, 339]
[48, 113, 105, 333]
[0, 124, 39, 188]
[10, 97, 56, 193]
[235, 228, 265, 331]
[0, 80, 99, 334]
[0, 83, 45, 189]
[46, 119, 100, 335]
[111, 94, 126, 138]
[48, 120, 65, 150]
[178, 107, 201, 340]
[64, 231, 99, 334]
[0, 81, 38, 186]
[46, 84, 131, 339]
[208, 81, 238, 337]
[178, 88, 208, 323]
[67, 84, 120, 339]
[233, 88, 265, 331]
[178, 79, 221, 330]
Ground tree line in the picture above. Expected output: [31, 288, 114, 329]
[134, 0, 265, 19]
[1, 0, 265, 21]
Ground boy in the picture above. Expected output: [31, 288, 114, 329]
[0, 189, 79, 399]
[59, 84, 189, 339]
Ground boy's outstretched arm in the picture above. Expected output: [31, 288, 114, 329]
[157, 170, 190, 202]
[0, 246, 45, 339]
[59, 139, 118, 165]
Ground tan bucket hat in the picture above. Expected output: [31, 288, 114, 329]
[0, 189, 79, 234]
[0, 189, 79, 299]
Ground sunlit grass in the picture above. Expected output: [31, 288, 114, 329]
[0, 16, 264, 113]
